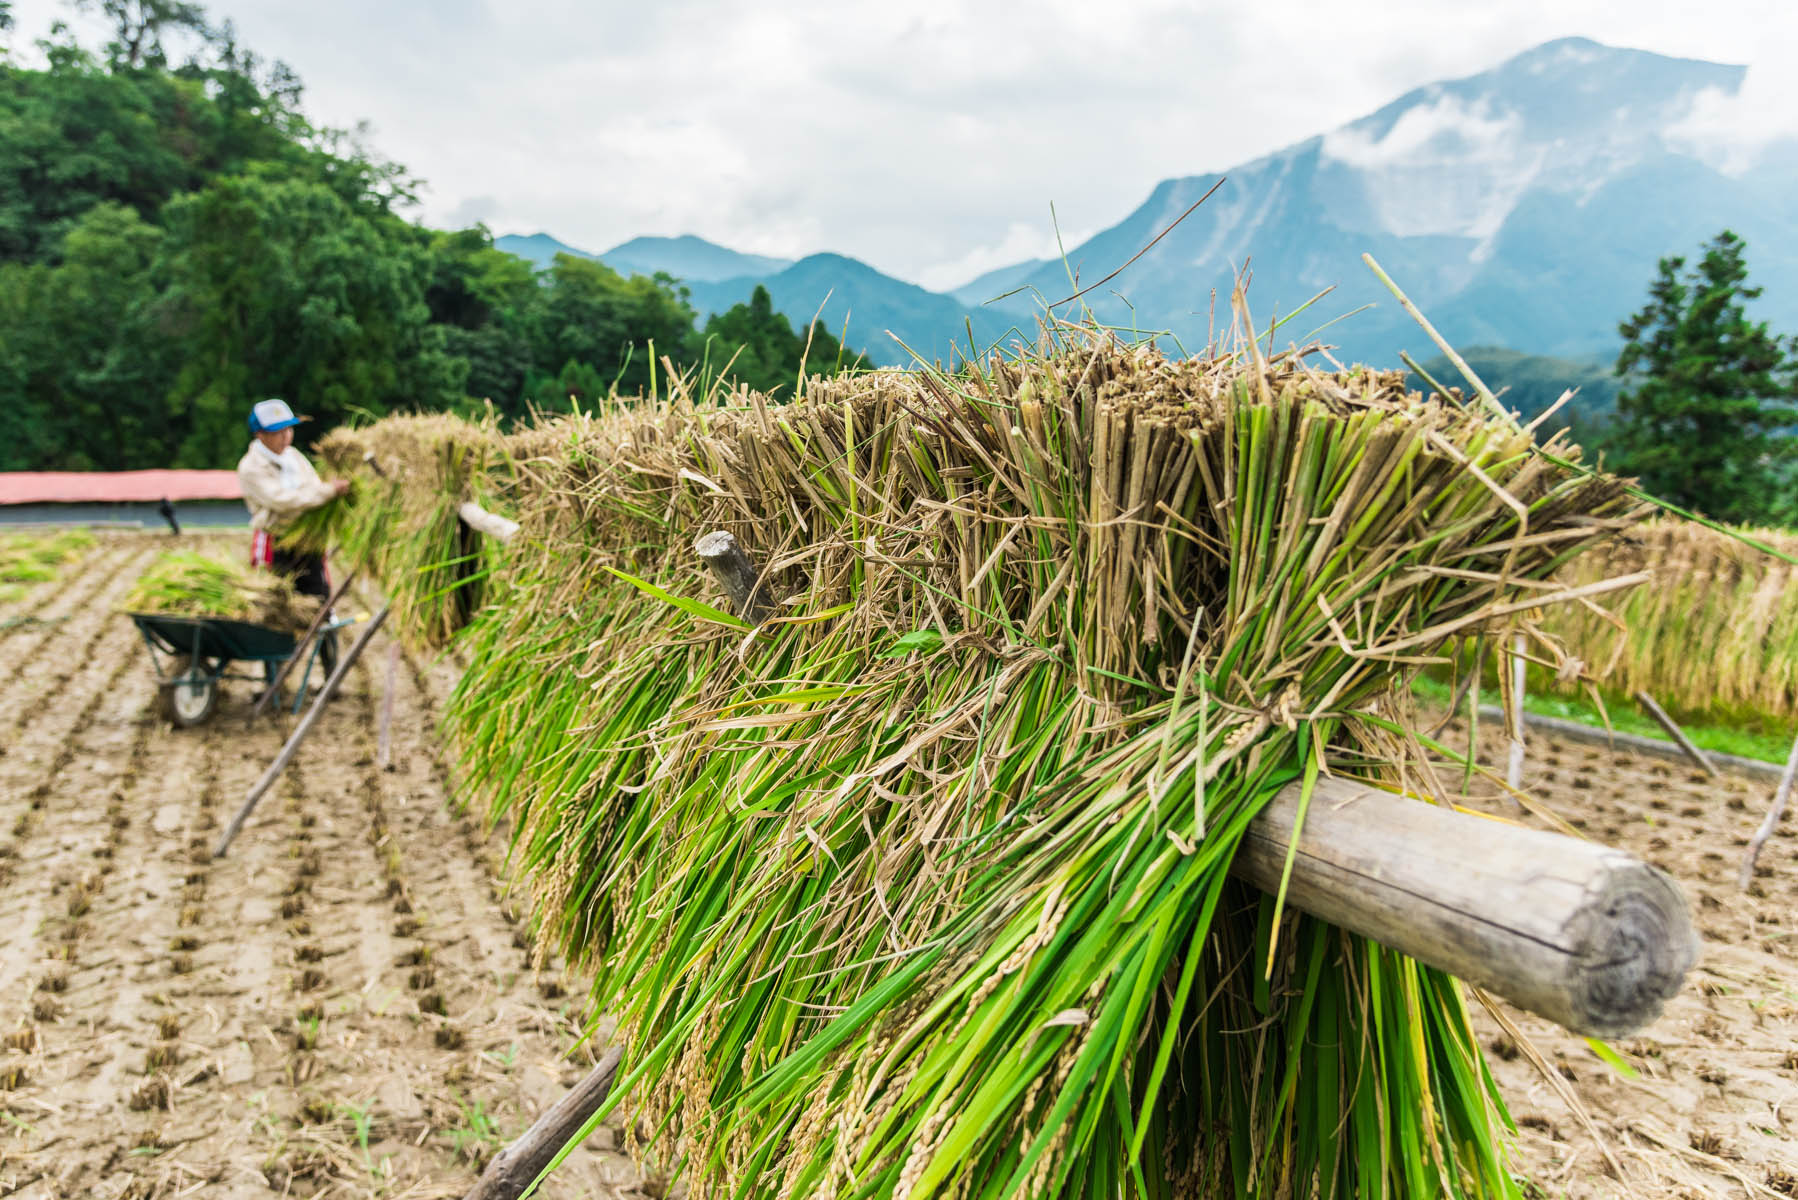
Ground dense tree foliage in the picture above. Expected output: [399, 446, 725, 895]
[1611, 232, 1798, 525]
[698, 285, 867, 396]
[0, 5, 865, 471]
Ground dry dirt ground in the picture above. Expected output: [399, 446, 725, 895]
[0, 533, 654, 1199]
[0, 533, 1793, 1198]
[1447, 719, 1798, 1198]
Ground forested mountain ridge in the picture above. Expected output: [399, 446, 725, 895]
[0, 5, 861, 472]
[494, 233, 794, 283]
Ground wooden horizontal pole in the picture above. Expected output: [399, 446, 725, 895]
[458, 501, 520, 544]
[1233, 776, 1696, 1037]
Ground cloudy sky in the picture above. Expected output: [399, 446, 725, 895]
[8, 0, 1795, 290]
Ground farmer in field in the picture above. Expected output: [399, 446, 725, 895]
[236, 398, 347, 602]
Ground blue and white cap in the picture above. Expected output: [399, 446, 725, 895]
[248, 398, 303, 432]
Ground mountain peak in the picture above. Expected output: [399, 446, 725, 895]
[1306, 38, 1747, 245]
[984, 38, 1794, 366]
[601, 235, 794, 283]
[1498, 35, 1741, 77]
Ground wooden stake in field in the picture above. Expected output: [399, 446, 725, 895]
[216, 604, 391, 858]
[1740, 727, 1798, 890]
[1506, 633, 1527, 793]
[1634, 690, 1719, 777]
[695, 530, 772, 623]
[462, 1047, 621, 1200]
[377, 640, 400, 772]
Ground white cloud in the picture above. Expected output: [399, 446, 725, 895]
[1666, 61, 1798, 174]
[915, 220, 1090, 294]
[4, 0, 1796, 288]
[1322, 93, 1521, 171]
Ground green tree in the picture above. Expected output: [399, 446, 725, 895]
[523, 359, 612, 411]
[1612, 231, 1798, 525]
[157, 174, 461, 464]
[0, 38, 367, 264]
[73, 0, 208, 69]
[538, 254, 695, 398]
[698, 284, 867, 396]
[0, 202, 174, 469]
[423, 226, 542, 413]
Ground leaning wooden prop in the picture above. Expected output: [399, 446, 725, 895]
[330, 332, 1690, 1199]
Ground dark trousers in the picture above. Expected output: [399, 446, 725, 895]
[251, 532, 336, 673]
[271, 547, 331, 600]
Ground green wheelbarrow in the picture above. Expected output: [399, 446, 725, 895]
[127, 612, 353, 727]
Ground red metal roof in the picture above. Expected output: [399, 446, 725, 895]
[0, 470, 243, 505]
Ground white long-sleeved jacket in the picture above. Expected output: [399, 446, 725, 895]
[235, 441, 335, 532]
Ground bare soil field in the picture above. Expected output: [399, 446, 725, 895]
[0, 533, 1791, 1198]
[0, 534, 652, 1199]
[1448, 722, 1798, 1198]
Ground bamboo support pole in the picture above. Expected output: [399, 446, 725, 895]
[377, 640, 399, 772]
[215, 604, 391, 858]
[458, 501, 520, 545]
[1740, 729, 1798, 890]
[1634, 690, 1718, 778]
[247, 568, 358, 722]
[461, 1048, 622, 1200]
[1234, 776, 1697, 1037]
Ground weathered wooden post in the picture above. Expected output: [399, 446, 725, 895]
[461, 1049, 622, 1200]
[377, 641, 400, 772]
[1634, 690, 1719, 778]
[1740, 729, 1798, 890]
[695, 531, 773, 623]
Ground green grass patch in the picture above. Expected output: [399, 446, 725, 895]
[0, 529, 96, 587]
[1413, 672, 1792, 765]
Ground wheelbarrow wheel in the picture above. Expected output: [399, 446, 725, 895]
[159, 655, 219, 727]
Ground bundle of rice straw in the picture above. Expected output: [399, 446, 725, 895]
[284, 413, 512, 647]
[391, 330, 1643, 1199]
[1539, 518, 1798, 721]
[1, 529, 95, 584]
[125, 550, 316, 631]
